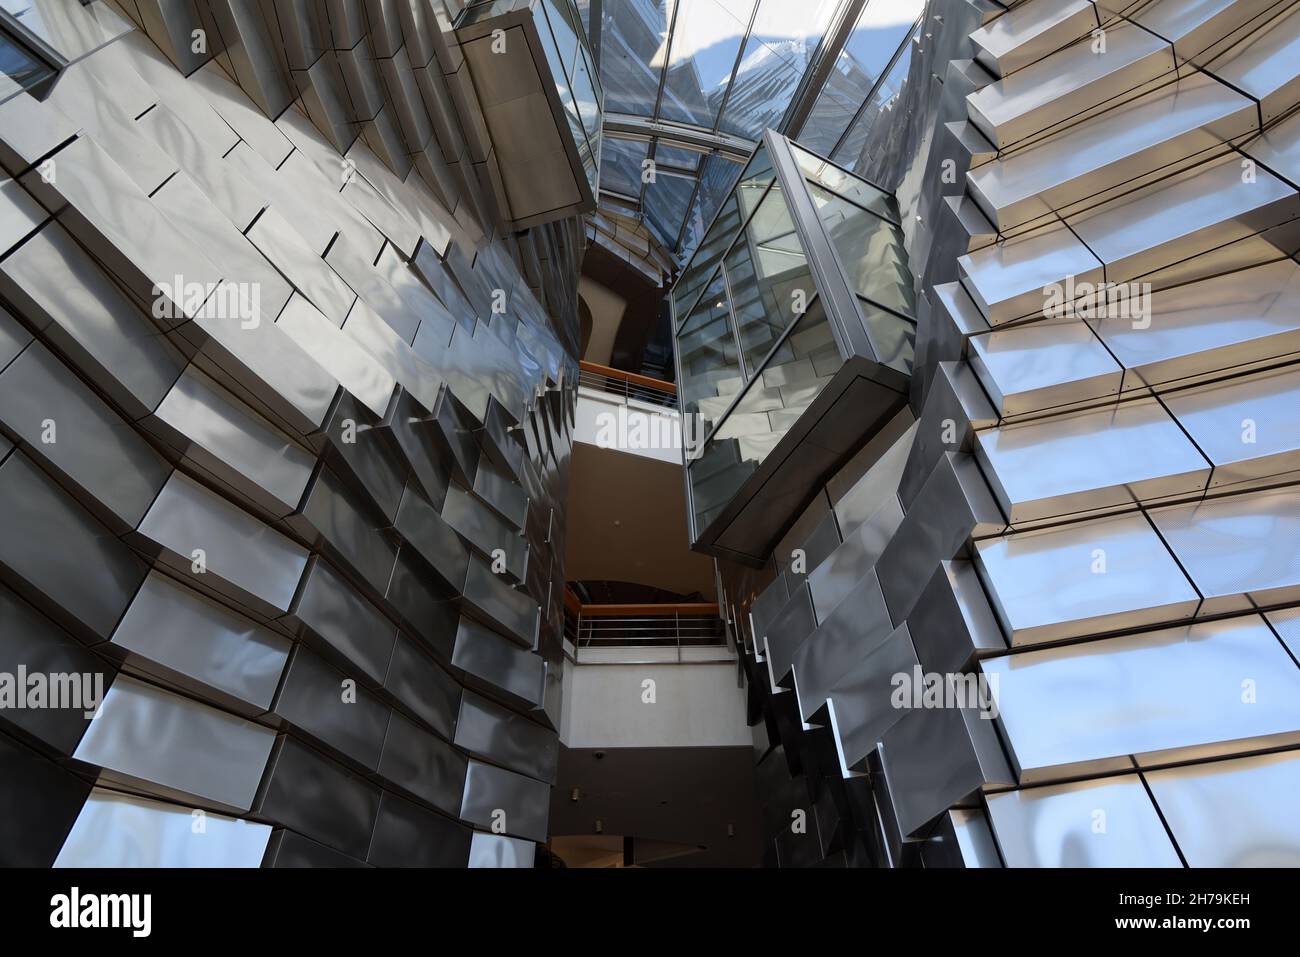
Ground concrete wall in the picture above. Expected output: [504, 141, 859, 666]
[560, 660, 751, 749]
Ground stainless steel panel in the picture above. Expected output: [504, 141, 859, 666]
[1162, 365, 1300, 490]
[383, 634, 461, 741]
[986, 615, 1300, 783]
[459, 758, 549, 842]
[149, 365, 314, 519]
[969, 319, 1122, 418]
[287, 557, 397, 688]
[276, 293, 395, 420]
[0, 583, 113, 753]
[74, 675, 275, 813]
[1151, 486, 1300, 614]
[0, 450, 147, 642]
[468, 831, 535, 868]
[1147, 749, 1300, 866]
[254, 735, 381, 860]
[136, 470, 309, 618]
[55, 788, 271, 868]
[454, 690, 558, 784]
[461, 555, 540, 649]
[807, 497, 903, 622]
[450, 614, 545, 709]
[974, 511, 1200, 645]
[376, 709, 467, 814]
[824, 623, 920, 773]
[878, 702, 1013, 838]
[0, 223, 186, 420]
[0, 339, 171, 531]
[394, 480, 471, 591]
[112, 571, 290, 716]
[273, 645, 391, 771]
[368, 789, 471, 867]
[295, 465, 398, 597]
[0, 731, 92, 865]
[907, 560, 1007, 674]
[792, 569, 894, 722]
[976, 397, 1211, 525]
[985, 775, 1182, 867]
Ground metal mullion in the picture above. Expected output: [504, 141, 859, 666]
[828, 14, 921, 160]
[674, 178, 777, 329]
[778, 0, 868, 139]
[717, 251, 750, 384]
[650, 0, 681, 122]
[709, 0, 762, 135]
[589, 0, 603, 72]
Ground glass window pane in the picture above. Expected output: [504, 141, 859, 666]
[832, 23, 917, 171]
[724, 183, 812, 373]
[688, 298, 839, 531]
[679, 154, 743, 261]
[792, 144, 895, 221]
[677, 272, 742, 428]
[858, 297, 915, 376]
[0, 26, 52, 95]
[717, 0, 839, 139]
[644, 167, 696, 250]
[807, 181, 915, 318]
[660, 0, 756, 129]
[599, 137, 647, 198]
[675, 194, 742, 322]
[598, 0, 671, 116]
[540, 0, 581, 78]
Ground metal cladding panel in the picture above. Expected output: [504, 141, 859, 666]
[0, 7, 578, 865]
[459, 758, 550, 843]
[111, 571, 290, 716]
[74, 676, 276, 813]
[710, 0, 1300, 868]
[0, 582, 116, 755]
[0, 732, 93, 867]
[54, 788, 272, 868]
[985, 776, 1182, 868]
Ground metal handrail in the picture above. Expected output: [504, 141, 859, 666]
[578, 361, 678, 408]
[563, 596, 728, 664]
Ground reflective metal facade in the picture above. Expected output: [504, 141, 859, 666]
[0, 0, 578, 867]
[719, 0, 1300, 867]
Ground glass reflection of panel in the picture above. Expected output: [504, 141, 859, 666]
[599, 0, 671, 116]
[675, 195, 744, 322]
[798, 1, 921, 154]
[599, 137, 649, 197]
[0, 26, 53, 95]
[570, 46, 601, 138]
[660, 0, 757, 130]
[792, 144, 895, 221]
[645, 168, 696, 250]
[859, 297, 915, 375]
[718, 0, 840, 139]
[677, 272, 741, 427]
[459, 0, 514, 26]
[680, 154, 744, 263]
[832, 23, 917, 172]
[808, 182, 915, 319]
[725, 184, 812, 372]
[540, 0, 581, 77]
[689, 299, 841, 531]
[673, 146, 774, 321]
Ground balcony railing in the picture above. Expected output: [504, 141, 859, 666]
[578, 361, 677, 409]
[563, 596, 729, 663]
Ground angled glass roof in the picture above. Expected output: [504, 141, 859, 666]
[583, 0, 924, 265]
